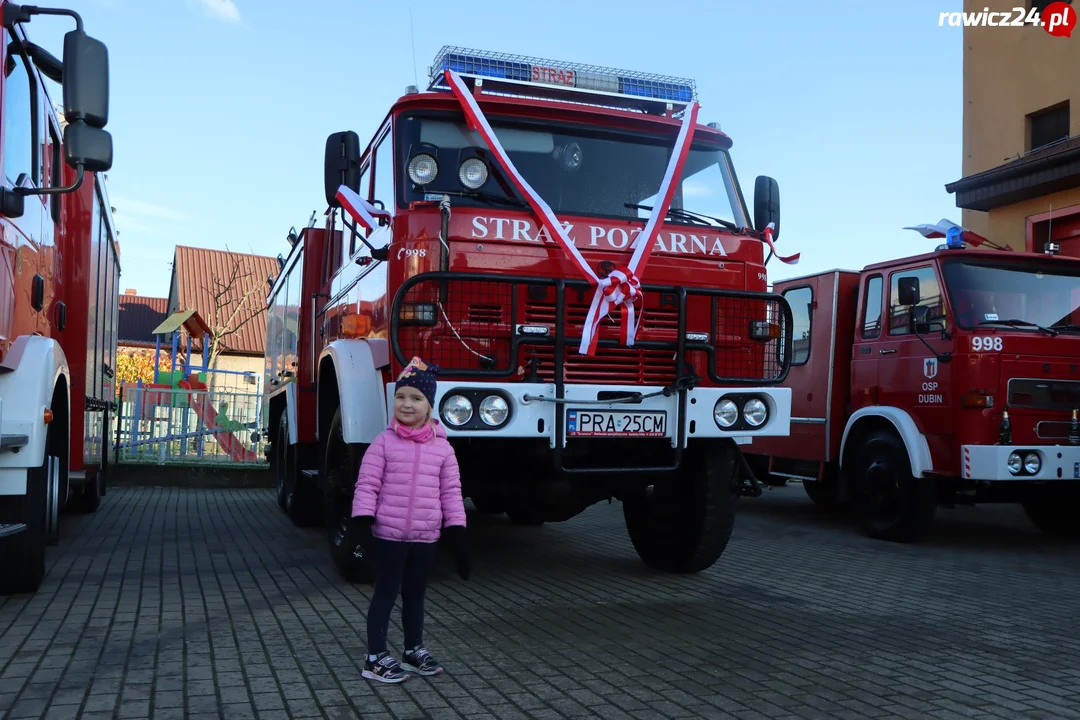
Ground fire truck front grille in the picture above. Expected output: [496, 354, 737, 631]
[524, 346, 677, 386]
[523, 300, 680, 334]
[1008, 379, 1080, 412]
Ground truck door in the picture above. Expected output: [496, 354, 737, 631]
[851, 273, 884, 412]
[1, 28, 48, 341]
[875, 265, 952, 438]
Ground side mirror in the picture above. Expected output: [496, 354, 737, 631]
[64, 122, 112, 172]
[325, 131, 362, 208]
[62, 29, 109, 129]
[898, 277, 920, 307]
[754, 175, 780, 239]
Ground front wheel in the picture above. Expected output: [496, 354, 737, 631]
[850, 430, 937, 542]
[1022, 488, 1080, 540]
[322, 407, 375, 583]
[623, 441, 739, 573]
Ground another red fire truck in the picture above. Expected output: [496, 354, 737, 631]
[746, 226, 1080, 542]
[263, 47, 800, 581]
[0, 2, 115, 594]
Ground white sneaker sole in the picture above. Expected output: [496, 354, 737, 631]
[401, 662, 443, 676]
[362, 669, 409, 683]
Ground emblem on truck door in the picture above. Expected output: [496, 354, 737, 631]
[924, 358, 938, 380]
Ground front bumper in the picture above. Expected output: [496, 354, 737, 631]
[962, 444, 1080, 481]
[385, 381, 792, 448]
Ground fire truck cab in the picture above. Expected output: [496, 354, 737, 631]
[747, 235, 1080, 542]
[264, 47, 797, 581]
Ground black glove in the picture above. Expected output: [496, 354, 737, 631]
[349, 515, 374, 559]
[442, 525, 471, 581]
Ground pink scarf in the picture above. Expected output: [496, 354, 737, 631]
[391, 418, 435, 443]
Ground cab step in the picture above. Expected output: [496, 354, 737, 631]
[0, 523, 27, 538]
[0, 434, 29, 454]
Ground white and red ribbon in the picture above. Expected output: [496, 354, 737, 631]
[762, 222, 800, 265]
[336, 185, 391, 231]
[444, 69, 699, 355]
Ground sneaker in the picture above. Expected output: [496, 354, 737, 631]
[401, 647, 443, 676]
[363, 652, 409, 683]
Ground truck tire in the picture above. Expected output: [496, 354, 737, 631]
[850, 430, 937, 542]
[322, 408, 375, 584]
[1022, 489, 1080, 540]
[506, 507, 546, 526]
[67, 469, 101, 513]
[803, 478, 841, 508]
[622, 441, 739, 573]
[0, 427, 55, 594]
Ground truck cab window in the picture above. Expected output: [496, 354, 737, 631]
[889, 266, 943, 336]
[783, 286, 812, 365]
[862, 275, 883, 339]
[3, 30, 36, 188]
[373, 132, 394, 215]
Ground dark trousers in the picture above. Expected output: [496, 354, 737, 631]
[366, 538, 438, 655]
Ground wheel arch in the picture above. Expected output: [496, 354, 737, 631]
[317, 338, 389, 447]
[839, 407, 933, 478]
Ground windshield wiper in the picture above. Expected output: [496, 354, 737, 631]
[624, 203, 737, 230]
[434, 189, 531, 209]
[1050, 323, 1080, 333]
[979, 318, 1058, 336]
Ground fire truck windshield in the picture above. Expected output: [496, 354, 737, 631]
[397, 111, 748, 228]
[943, 259, 1080, 333]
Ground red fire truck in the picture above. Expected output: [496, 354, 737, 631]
[0, 2, 115, 594]
[263, 47, 799, 582]
[746, 228, 1080, 542]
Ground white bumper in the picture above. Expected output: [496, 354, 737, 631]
[385, 382, 791, 448]
[962, 444, 1080, 481]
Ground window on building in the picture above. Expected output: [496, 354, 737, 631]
[862, 275, 883, 339]
[783, 286, 812, 366]
[889, 266, 944, 336]
[3, 30, 37, 188]
[1028, 102, 1070, 151]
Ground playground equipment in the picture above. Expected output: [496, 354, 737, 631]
[116, 310, 264, 464]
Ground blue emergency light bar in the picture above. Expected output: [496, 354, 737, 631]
[427, 46, 698, 112]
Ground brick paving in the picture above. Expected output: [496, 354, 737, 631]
[2, 485, 1080, 719]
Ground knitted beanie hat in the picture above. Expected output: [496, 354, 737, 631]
[395, 357, 439, 407]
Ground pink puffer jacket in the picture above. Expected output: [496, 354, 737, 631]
[351, 418, 467, 543]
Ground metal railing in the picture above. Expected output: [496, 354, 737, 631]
[115, 383, 266, 466]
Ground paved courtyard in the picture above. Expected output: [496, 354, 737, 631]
[2, 483, 1080, 720]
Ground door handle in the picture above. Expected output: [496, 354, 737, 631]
[879, 349, 897, 355]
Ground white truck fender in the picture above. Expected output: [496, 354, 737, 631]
[0, 335, 70, 492]
[839, 406, 934, 478]
[318, 338, 390, 446]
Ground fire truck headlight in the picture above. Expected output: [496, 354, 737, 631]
[459, 158, 488, 189]
[1023, 452, 1041, 475]
[743, 398, 768, 427]
[442, 395, 473, 427]
[408, 153, 438, 185]
[713, 399, 738, 428]
[1007, 452, 1023, 475]
[478, 395, 509, 426]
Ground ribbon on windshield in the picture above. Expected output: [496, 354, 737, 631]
[444, 69, 699, 355]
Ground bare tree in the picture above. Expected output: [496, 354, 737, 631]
[200, 251, 265, 387]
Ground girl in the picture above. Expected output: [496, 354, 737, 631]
[349, 356, 471, 683]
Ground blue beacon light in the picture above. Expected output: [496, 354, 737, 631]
[945, 226, 965, 250]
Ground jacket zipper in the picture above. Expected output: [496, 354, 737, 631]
[404, 441, 421, 537]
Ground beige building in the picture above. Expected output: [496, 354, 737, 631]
[945, 0, 1080, 255]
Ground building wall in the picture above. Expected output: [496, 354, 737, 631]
[960, 0, 1080, 238]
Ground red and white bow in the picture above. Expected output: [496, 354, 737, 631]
[761, 222, 800, 265]
[444, 69, 699, 355]
[336, 185, 390, 231]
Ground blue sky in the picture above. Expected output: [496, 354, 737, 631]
[31, 0, 965, 296]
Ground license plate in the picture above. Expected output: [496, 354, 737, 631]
[566, 409, 667, 438]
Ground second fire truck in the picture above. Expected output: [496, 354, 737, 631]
[747, 226, 1080, 542]
[263, 47, 799, 581]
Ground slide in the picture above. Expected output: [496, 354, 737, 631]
[178, 380, 258, 462]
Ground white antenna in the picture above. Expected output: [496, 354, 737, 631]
[409, 7, 419, 88]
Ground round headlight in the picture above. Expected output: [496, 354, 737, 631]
[743, 398, 768, 427]
[442, 395, 472, 427]
[714, 399, 738, 428]
[478, 395, 508, 426]
[408, 153, 438, 185]
[1024, 453, 1041, 475]
[1007, 452, 1022, 474]
[459, 158, 488, 189]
